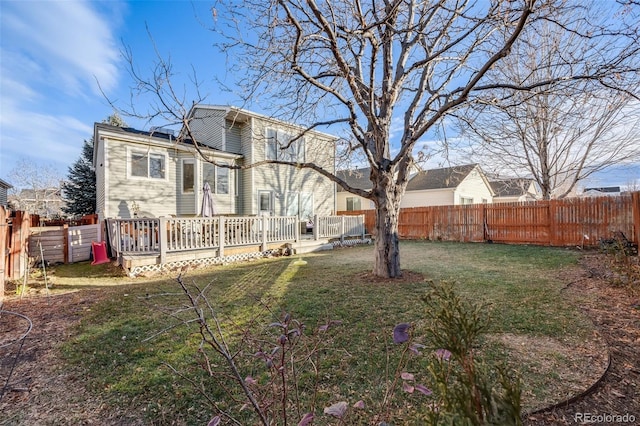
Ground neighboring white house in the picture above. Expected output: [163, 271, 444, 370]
[401, 164, 494, 207]
[93, 105, 337, 221]
[337, 164, 494, 210]
[489, 178, 541, 203]
[8, 187, 67, 218]
[581, 186, 621, 197]
[336, 167, 376, 211]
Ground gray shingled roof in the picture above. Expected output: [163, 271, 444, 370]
[336, 167, 372, 192]
[489, 178, 535, 197]
[406, 164, 478, 191]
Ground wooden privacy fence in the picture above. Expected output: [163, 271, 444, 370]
[339, 192, 640, 248]
[29, 224, 101, 264]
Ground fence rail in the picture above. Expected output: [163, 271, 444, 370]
[339, 192, 640, 248]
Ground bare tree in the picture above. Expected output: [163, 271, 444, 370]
[455, 5, 640, 199]
[115, 0, 639, 277]
[7, 159, 65, 218]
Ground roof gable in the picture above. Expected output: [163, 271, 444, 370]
[490, 178, 537, 197]
[336, 167, 372, 192]
[406, 164, 478, 191]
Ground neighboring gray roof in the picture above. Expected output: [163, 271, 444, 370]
[0, 178, 12, 189]
[406, 164, 478, 191]
[490, 178, 535, 197]
[336, 167, 372, 192]
[584, 186, 620, 193]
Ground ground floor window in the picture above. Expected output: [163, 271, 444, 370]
[346, 196, 361, 211]
[286, 191, 313, 219]
[460, 196, 474, 205]
[203, 163, 230, 194]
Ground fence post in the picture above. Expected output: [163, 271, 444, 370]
[219, 216, 226, 257]
[313, 214, 319, 241]
[261, 215, 268, 252]
[10, 211, 29, 280]
[0, 206, 6, 301]
[549, 199, 558, 246]
[340, 216, 345, 242]
[632, 191, 640, 255]
[159, 217, 167, 264]
[361, 214, 365, 240]
[63, 224, 69, 263]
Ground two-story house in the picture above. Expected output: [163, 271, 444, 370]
[93, 105, 337, 222]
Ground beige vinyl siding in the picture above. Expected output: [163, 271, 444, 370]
[190, 108, 226, 150]
[95, 139, 106, 220]
[249, 118, 335, 216]
[225, 120, 242, 154]
[104, 138, 179, 218]
[241, 119, 255, 215]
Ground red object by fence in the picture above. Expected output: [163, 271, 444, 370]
[91, 241, 110, 265]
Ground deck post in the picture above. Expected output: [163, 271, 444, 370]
[219, 216, 225, 257]
[261, 215, 268, 252]
[632, 191, 640, 256]
[313, 214, 319, 241]
[159, 217, 167, 263]
[361, 214, 365, 240]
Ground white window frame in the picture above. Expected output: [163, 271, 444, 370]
[460, 196, 474, 205]
[265, 128, 305, 162]
[127, 147, 168, 181]
[181, 159, 195, 194]
[202, 162, 231, 195]
[258, 190, 274, 216]
[285, 191, 314, 218]
[346, 196, 362, 211]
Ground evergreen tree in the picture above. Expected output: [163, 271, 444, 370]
[62, 140, 96, 217]
[63, 113, 126, 217]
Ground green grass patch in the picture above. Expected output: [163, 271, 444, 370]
[59, 241, 591, 424]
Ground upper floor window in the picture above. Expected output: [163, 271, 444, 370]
[266, 128, 305, 162]
[130, 151, 166, 179]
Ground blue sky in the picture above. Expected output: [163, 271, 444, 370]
[0, 0, 234, 180]
[1, 0, 638, 189]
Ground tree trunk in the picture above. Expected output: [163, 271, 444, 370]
[373, 200, 402, 278]
[371, 170, 404, 278]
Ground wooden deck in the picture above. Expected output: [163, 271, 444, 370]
[107, 215, 366, 276]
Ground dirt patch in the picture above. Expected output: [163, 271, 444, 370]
[524, 254, 640, 424]
[355, 269, 427, 285]
[487, 332, 609, 413]
[0, 291, 140, 425]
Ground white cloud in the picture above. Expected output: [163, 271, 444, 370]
[1, 0, 121, 96]
[0, 0, 124, 176]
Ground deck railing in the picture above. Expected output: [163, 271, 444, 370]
[315, 215, 366, 240]
[107, 215, 364, 261]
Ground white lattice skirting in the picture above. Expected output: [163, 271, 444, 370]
[127, 239, 372, 277]
[128, 250, 278, 277]
[331, 238, 372, 247]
